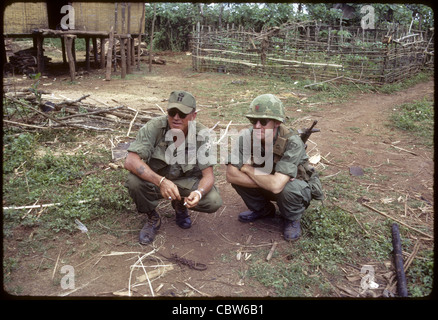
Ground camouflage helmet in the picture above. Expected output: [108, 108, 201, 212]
[245, 94, 285, 123]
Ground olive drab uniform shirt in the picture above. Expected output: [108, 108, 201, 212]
[230, 124, 309, 179]
[230, 124, 324, 201]
[127, 115, 214, 190]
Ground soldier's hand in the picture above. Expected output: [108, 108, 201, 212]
[159, 179, 181, 201]
[184, 191, 201, 209]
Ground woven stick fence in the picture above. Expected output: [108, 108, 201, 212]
[190, 21, 434, 85]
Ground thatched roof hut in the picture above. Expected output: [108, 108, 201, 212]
[3, 2, 146, 80]
[3, 2, 145, 35]
[3, 2, 49, 35]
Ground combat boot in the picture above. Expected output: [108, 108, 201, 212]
[172, 200, 191, 229]
[139, 210, 161, 245]
[238, 202, 276, 223]
[283, 219, 301, 242]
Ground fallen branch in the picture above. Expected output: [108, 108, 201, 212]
[57, 106, 125, 120]
[360, 203, 432, 239]
[4, 94, 154, 133]
[3, 119, 48, 129]
[53, 94, 90, 109]
[391, 223, 408, 297]
[127, 110, 139, 137]
[266, 241, 278, 261]
[183, 281, 211, 297]
[136, 264, 174, 283]
[389, 144, 418, 156]
[3, 198, 97, 211]
[304, 76, 344, 88]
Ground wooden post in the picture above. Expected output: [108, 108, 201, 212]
[36, 34, 44, 73]
[85, 36, 90, 71]
[149, 3, 157, 72]
[131, 36, 135, 67]
[120, 35, 127, 78]
[92, 37, 98, 68]
[137, 1, 145, 70]
[61, 36, 67, 64]
[64, 35, 76, 82]
[126, 36, 132, 74]
[127, 3, 133, 72]
[137, 35, 142, 70]
[105, 27, 114, 81]
[100, 37, 106, 69]
[196, 21, 200, 71]
[113, 2, 118, 72]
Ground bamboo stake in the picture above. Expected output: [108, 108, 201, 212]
[138, 255, 155, 297]
[120, 36, 127, 79]
[4, 199, 96, 210]
[183, 281, 210, 297]
[149, 3, 157, 72]
[391, 223, 408, 297]
[64, 35, 76, 82]
[360, 203, 432, 239]
[52, 249, 62, 280]
[266, 241, 278, 261]
[105, 26, 114, 81]
[127, 110, 139, 137]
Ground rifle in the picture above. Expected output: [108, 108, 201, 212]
[298, 120, 320, 147]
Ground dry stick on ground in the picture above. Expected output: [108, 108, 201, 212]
[126, 110, 139, 137]
[53, 94, 91, 109]
[182, 281, 211, 297]
[52, 249, 62, 280]
[5, 96, 127, 132]
[3, 119, 48, 130]
[360, 203, 433, 240]
[57, 106, 124, 120]
[266, 241, 278, 261]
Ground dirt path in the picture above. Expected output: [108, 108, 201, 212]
[3, 53, 434, 298]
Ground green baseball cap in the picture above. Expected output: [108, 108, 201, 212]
[167, 90, 196, 114]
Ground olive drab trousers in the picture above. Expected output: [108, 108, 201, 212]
[125, 173, 223, 214]
[231, 178, 311, 222]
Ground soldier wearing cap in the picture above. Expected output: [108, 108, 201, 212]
[226, 94, 322, 241]
[124, 91, 223, 244]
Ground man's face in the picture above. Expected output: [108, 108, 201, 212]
[167, 108, 197, 135]
[250, 118, 280, 143]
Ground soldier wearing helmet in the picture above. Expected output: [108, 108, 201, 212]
[226, 94, 323, 241]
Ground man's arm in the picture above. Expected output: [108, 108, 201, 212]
[240, 164, 290, 194]
[226, 164, 259, 188]
[124, 151, 181, 200]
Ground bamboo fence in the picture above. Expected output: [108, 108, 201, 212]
[190, 21, 434, 84]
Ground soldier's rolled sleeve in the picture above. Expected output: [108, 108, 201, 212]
[127, 119, 159, 161]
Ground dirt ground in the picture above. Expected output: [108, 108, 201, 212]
[2, 50, 434, 299]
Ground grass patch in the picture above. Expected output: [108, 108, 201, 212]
[389, 98, 434, 146]
[2, 129, 131, 234]
[245, 205, 394, 296]
[378, 71, 433, 94]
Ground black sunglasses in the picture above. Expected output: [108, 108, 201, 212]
[249, 118, 270, 126]
[168, 108, 190, 119]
